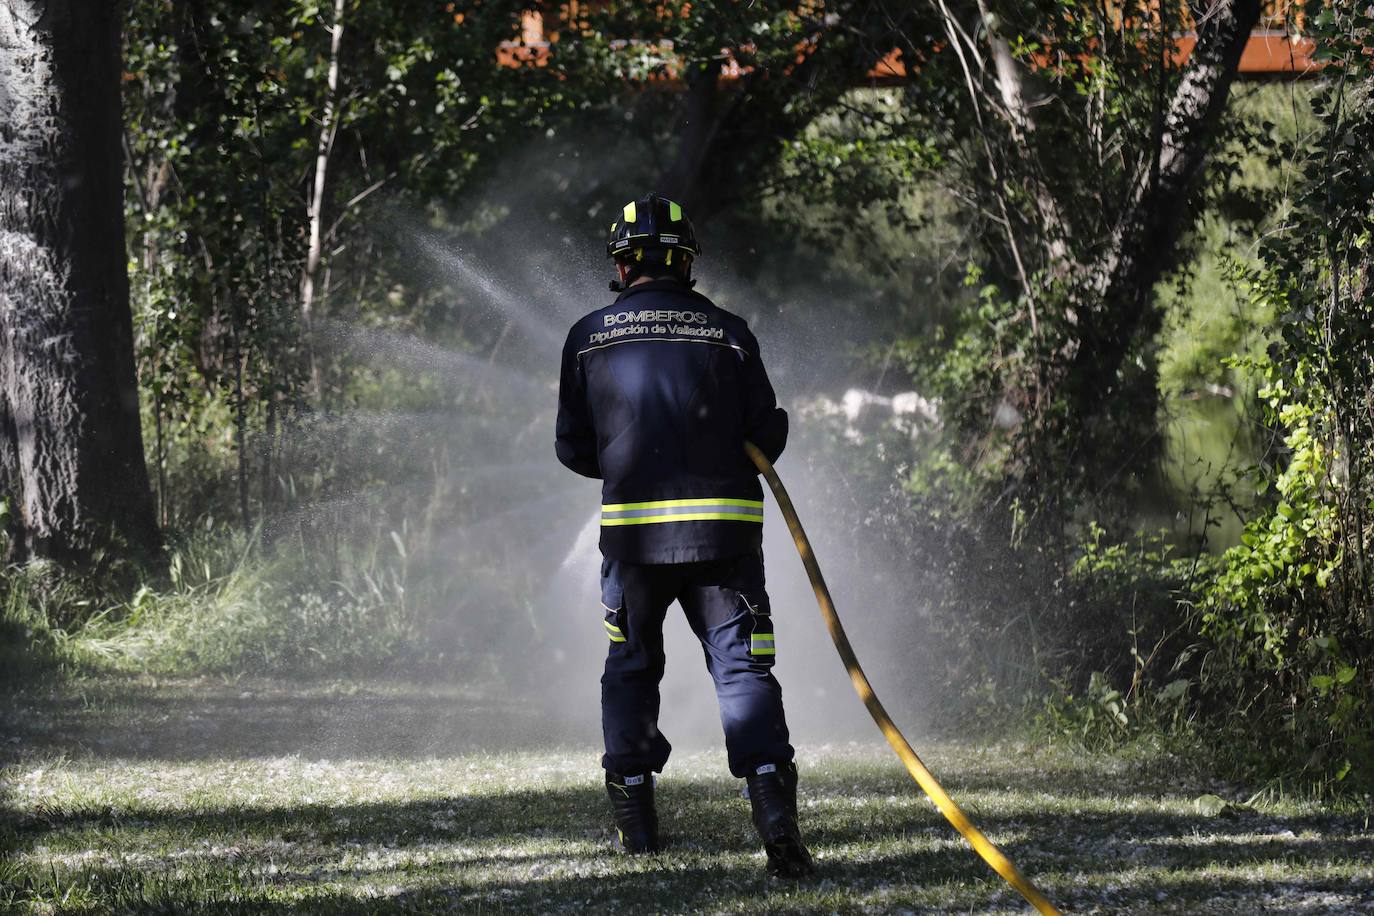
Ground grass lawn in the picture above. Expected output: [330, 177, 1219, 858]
[2, 676, 1371, 914]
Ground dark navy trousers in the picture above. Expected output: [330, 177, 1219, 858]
[599, 550, 794, 779]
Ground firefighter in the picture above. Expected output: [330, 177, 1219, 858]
[555, 193, 815, 877]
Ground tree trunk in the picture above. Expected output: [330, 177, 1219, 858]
[1082, 0, 1263, 370]
[1045, 0, 1262, 488]
[656, 21, 857, 224]
[300, 0, 345, 395]
[972, 0, 1072, 282]
[0, 0, 162, 568]
[658, 61, 726, 217]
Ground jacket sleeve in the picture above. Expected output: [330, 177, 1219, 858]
[740, 325, 788, 464]
[555, 327, 602, 479]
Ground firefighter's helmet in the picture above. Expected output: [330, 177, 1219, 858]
[606, 194, 699, 262]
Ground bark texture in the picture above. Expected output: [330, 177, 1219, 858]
[1078, 0, 1264, 382]
[0, 0, 161, 567]
[1051, 0, 1262, 482]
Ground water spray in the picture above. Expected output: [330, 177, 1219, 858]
[744, 441, 1062, 916]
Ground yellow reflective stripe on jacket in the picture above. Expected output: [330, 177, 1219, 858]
[603, 512, 763, 526]
[602, 497, 764, 511]
[601, 497, 764, 527]
[604, 620, 626, 643]
[751, 634, 776, 655]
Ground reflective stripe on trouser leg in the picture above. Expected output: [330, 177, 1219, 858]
[744, 592, 775, 658]
[604, 605, 627, 643]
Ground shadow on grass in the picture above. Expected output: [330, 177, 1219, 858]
[261, 870, 1374, 916]
[6, 777, 1374, 911]
[5, 677, 1374, 912]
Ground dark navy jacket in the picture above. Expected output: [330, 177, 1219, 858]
[556, 278, 788, 564]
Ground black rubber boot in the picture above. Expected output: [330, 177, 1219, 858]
[605, 771, 661, 853]
[744, 761, 815, 877]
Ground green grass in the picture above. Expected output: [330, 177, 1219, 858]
[2, 677, 1371, 914]
[0, 528, 422, 679]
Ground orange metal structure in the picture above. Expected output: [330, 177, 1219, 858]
[1185, 30, 1318, 74]
[494, 4, 1322, 81]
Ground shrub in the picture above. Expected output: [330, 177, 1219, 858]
[1197, 21, 1374, 788]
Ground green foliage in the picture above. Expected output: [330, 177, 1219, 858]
[84, 1, 622, 679]
[1156, 82, 1314, 403]
[1196, 8, 1374, 789]
[2, 523, 460, 676]
[122, 0, 563, 530]
[1034, 524, 1216, 751]
[72, 530, 408, 673]
[1151, 85, 1319, 548]
[768, 114, 969, 340]
[1037, 671, 1136, 752]
[789, 9, 1372, 793]
[0, 563, 90, 682]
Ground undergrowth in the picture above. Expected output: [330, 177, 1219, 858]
[1, 527, 422, 678]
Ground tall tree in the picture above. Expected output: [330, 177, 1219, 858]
[877, 0, 1264, 501]
[0, 1, 161, 567]
[1060, 0, 1263, 483]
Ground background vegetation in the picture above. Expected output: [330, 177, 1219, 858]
[3, 0, 1372, 799]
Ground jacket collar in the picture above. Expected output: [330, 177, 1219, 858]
[614, 277, 694, 304]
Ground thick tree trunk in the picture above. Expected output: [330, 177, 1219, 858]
[658, 62, 727, 218]
[1074, 0, 1261, 385]
[1040, 0, 1262, 487]
[0, 0, 162, 568]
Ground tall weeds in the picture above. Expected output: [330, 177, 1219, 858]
[2, 526, 421, 677]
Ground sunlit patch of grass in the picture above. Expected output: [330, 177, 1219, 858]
[2, 681, 1372, 914]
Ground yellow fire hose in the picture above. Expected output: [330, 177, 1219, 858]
[744, 441, 1061, 915]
